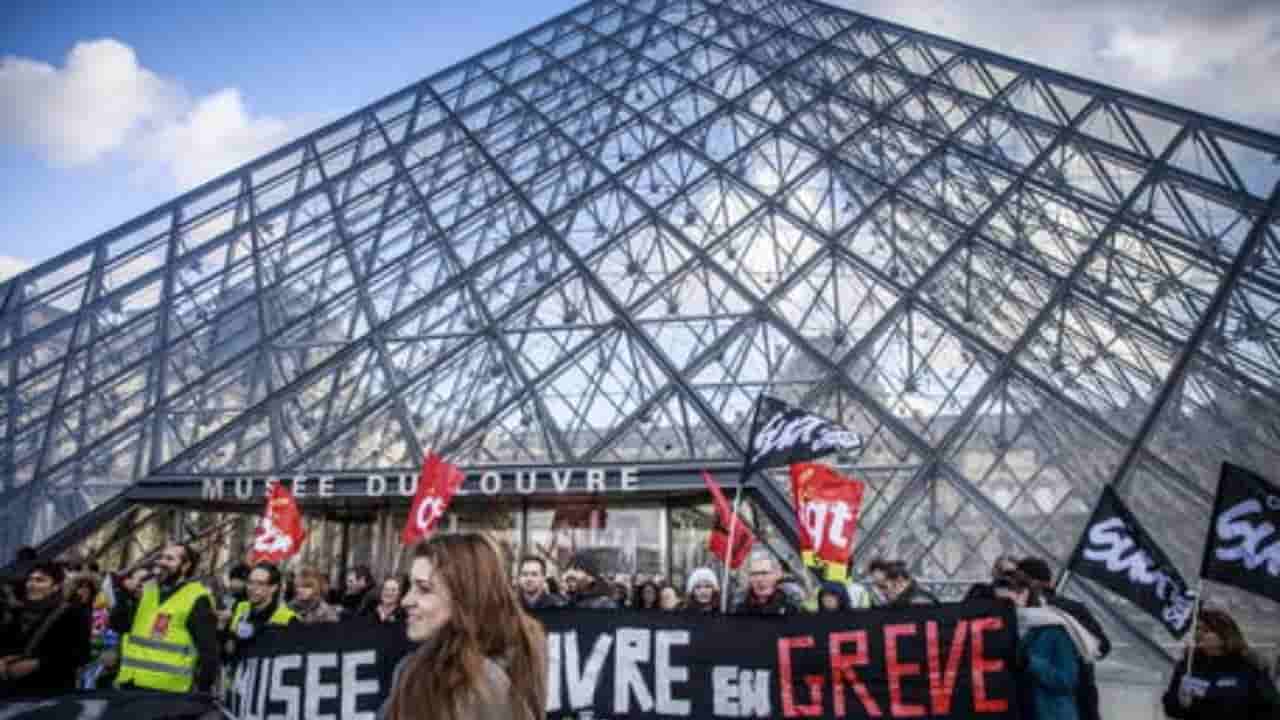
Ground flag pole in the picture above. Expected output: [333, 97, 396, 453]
[723, 395, 763, 614]
[1185, 579, 1204, 676]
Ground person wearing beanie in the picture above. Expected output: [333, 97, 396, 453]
[818, 581, 852, 612]
[684, 568, 720, 614]
[563, 553, 618, 610]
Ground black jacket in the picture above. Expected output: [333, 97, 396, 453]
[521, 591, 567, 611]
[734, 589, 801, 616]
[569, 583, 619, 610]
[0, 601, 90, 697]
[1163, 652, 1280, 720]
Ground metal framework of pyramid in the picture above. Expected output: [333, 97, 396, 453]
[3, 0, 1279, 667]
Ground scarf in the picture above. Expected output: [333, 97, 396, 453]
[1017, 605, 1104, 663]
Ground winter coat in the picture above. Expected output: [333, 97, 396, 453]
[0, 599, 91, 697]
[290, 599, 340, 624]
[569, 583, 619, 610]
[1162, 651, 1280, 720]
[1044, 592, 1109, 720]
[733, 589, 801, 616]
[520, 592, 567, 611]
[1014, 606, 1103, 720]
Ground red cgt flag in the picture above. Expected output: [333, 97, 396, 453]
[702, 471, 755, 569]
[251, 481, 307, 563]
[402, 451, 465, 546]
[789, 463, 865, 581]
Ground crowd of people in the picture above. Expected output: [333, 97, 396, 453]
[1, 541, 1277, 719]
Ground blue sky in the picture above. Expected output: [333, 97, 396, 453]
[3, 0, 1278, 280]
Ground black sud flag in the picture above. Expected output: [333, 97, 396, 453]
[1067, 486, 1195, 637]
[742, 395, 865, 477]
[1200, 462, 1280, 604]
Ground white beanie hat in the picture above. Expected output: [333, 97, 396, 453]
[686, 567, 720, 594]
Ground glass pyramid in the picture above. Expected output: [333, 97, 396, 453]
[3, 0, 1279, 668]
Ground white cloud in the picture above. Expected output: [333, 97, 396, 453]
[134, 88, 295, 190]
[1, 38, 317, 190]
[0, 39, 181, 166]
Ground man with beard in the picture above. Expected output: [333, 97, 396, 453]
[115, 544, 219, 694]
[563, 553, 618, 610]
[225, 563, 296, 659]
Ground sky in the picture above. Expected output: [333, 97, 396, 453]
[2, 0, 1278, 282]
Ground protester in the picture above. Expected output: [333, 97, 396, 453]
[381, 533, 546, 720]
[817, 581, 852, 612]
[107, 566, 151, 634]
[634, 581, 661, 610]
[115, 544, 219, 694]
[683, 567, 720, 614]
[225, 563, 297, 659]
[0, 561, 90, 697]
[372, 576, 409, 624]
[1018, 556, 1109, 720]
[516, 556, 566, 611]
[734, 552, 801, 615]
[290, 566, 340, 624]
[965, 554, 1020, 602]
[1162, 608, 1280, 719]
[870, 560, 940, 607]
[994, 571, 1102, 720]
[563, 553, 618, 610]
[658, 585, 681, 612]
[340, 565, 378, 619]
[223, 564, 250, 609]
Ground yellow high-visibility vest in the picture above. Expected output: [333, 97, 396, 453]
[116, 580, 212, 692]
[229, 599, 296, 636]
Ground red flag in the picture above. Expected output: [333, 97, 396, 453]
[702, 471, 754, 569]
[789, 463, 865, 581]
[402, 451, 465, 545]
[251, 481, 307, 563]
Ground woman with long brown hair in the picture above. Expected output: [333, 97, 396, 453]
[381, 533, 546, 720]
[1163, 607, 1279, 719]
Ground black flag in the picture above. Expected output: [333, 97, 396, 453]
[1200, 462, 1280, 604]
[1067, 486, 1195, 637]
[743, 395, 864, 476]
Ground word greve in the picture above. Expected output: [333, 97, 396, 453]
[201, 466, 641, 501]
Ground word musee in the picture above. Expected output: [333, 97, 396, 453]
[202, 466, 643, 501]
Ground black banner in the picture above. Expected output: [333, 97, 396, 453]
[1200, 462, 1280, 604]
[745, 396, 864, 476]
[223, 618, 414, 718]
[227, 604, 1019, 720]
[1067, 486, 1195, 637]
[2, 605, 1022, 719]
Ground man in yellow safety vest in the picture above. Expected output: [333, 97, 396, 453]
[115, 543, 220, 693]
[224, 563, 297, 660]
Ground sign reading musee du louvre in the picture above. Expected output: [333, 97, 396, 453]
[200, 466, 645, 501]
